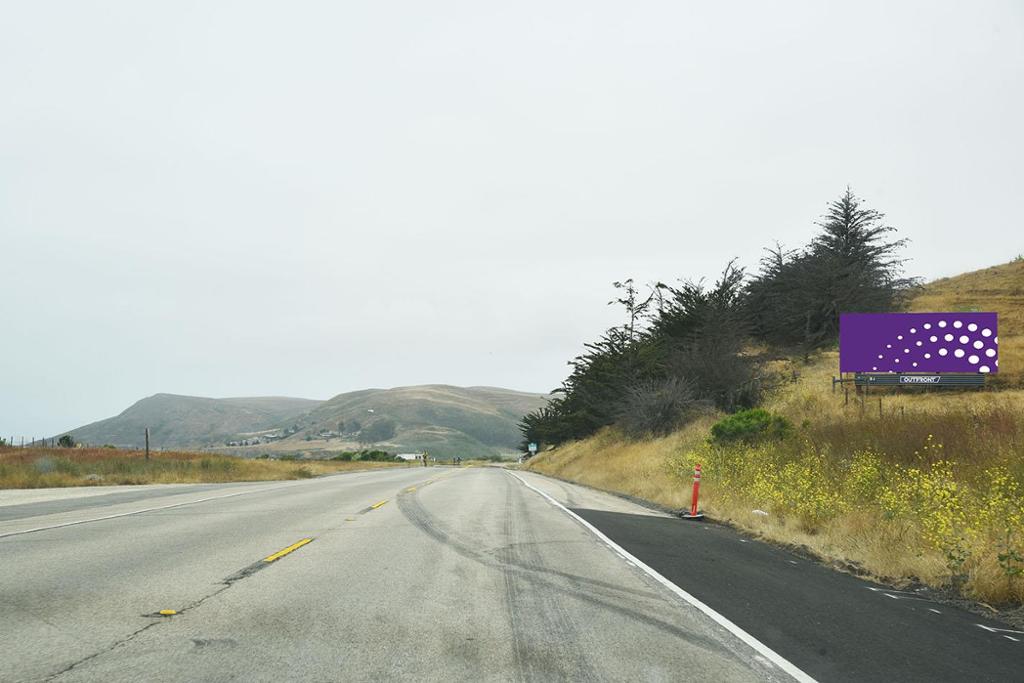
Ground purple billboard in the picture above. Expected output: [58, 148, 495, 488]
[840, 313, 998, 374]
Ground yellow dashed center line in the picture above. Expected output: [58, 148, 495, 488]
[405, 486, 417, 493]
[370, 499, 388, 510]
[262, 537, 313, 563]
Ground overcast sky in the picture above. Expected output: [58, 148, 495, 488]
[2, 1, 1022, 438]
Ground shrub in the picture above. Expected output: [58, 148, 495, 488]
[618, 378, 704, 438]
[710, 408, 792, 445]
[34, 457, 56, 473]
[358, 449, 393, 461]
[327, 450, 391, 461]
[57, 435, 76, 448]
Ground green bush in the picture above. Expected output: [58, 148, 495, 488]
[330, 449, 392, 462]
[359, 449, 392, 461]
[710, 408, 792, 445]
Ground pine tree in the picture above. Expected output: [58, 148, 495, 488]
[748, 188, 917, 351]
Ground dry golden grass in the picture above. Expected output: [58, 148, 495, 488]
[768, 350, 1024, 440]
[908, 259, 1023, 386]
[0, 447, 402, 488]
[527, 419, 716, 510]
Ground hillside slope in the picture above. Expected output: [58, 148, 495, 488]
[273, 385, 550, 458]
[907, 259, 1022, 386]
[63, 385, 549, 458]
[65, 394, 322, 448]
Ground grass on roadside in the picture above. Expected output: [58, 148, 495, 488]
[0, 447, 403, 488]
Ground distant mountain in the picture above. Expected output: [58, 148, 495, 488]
[61, 385, 550, 457]
[64, 394, 322, 448]
[282, 385, 550, 457]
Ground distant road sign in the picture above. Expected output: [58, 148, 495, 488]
[528, 442, 538, 454]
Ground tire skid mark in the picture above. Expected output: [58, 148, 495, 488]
[394, 470, 745, 664]
[501, 480, 529, 683]
[504, 476, 602, 681]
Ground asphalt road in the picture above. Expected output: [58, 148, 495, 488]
[570, 509, 1024, 682]
[1, 467, 792, 682]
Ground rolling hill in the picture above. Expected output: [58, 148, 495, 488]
[64, 394, 323, 448]
[61, 385, 550, 458]
[277, 385, 550, 458]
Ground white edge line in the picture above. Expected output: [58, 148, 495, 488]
[0, 481, 303, 540]
[507, 470, 817, 683]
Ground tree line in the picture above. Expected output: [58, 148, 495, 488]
[520, 188, 918, 448]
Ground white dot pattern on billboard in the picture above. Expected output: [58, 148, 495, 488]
[842, 313, 999, 374]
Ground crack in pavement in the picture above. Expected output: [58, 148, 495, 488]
[44, 620, 162, 682]
[38, 474, 454, 681]
[42, 545, 304, 681]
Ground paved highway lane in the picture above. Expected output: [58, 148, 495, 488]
[0, 482, 259, 523]
[1, 467, 793, 682]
